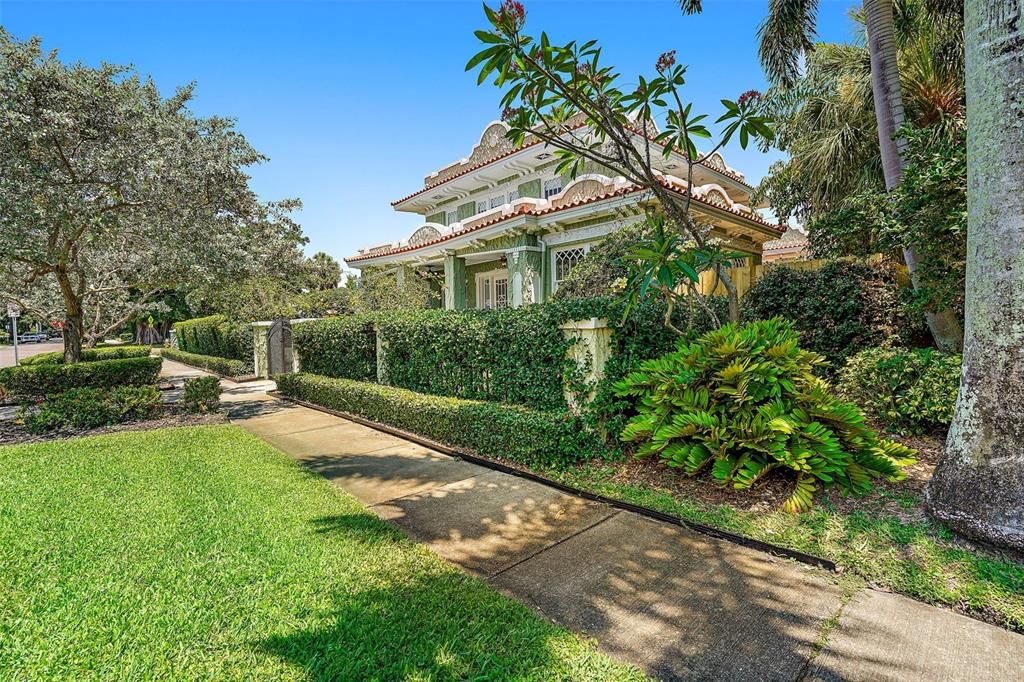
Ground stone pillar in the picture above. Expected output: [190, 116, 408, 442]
[443, 254, 467, 310]
[507, 248, 543, 307]
[251, 321, 271, 378]
[375, 324, 388, 385]
[559, 317, 613, 414]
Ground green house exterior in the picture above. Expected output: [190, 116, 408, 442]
[346, 121, 783, 309]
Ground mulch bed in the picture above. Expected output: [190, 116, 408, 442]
[583, 427, 945, 526]
[0, 407, 229, 446]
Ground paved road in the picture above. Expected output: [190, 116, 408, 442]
[177, 357, 1022, 682]
[0, 341, 63, 368]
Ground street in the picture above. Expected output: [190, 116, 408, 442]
[0, 341, 63, 368]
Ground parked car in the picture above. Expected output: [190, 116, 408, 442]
[18, 332, 48, 343]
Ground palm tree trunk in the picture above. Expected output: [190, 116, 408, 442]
[864, 0, 964, 352]
[926, 0, 1024, 552]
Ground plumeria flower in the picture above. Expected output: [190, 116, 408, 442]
[497, 0, 526, 31]
[737, 89, 762, 108]
[655, 50, 676, 73]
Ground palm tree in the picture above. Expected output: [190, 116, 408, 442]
[682, 0, 964, 351]
[925, 0, 1024, 552]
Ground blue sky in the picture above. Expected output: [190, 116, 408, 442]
[1, 0, 858, 267]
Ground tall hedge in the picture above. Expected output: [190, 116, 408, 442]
[293, 316, 377, 381]
[174, 315, 253, 363]
[19, 345, 152, 365]
[742, 260, 922, 370]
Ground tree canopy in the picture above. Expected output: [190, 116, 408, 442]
[0, 30, 305, 359]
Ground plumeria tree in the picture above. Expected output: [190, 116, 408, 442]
[468, 1, 772, 324]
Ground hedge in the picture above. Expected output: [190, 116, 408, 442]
[288, 297, 724, 425]
[161, 348, 250, 377]
[839, 347, 961, 433]
[742, 260, 922, 370]
[275, 373, 601, 468]
[0, 356, 163, 399]
[174, 315, 252, 362]
[20, 345, 153, 365]
[293, 315, 377, 381]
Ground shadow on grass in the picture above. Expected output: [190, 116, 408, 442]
[259, 513, 624, 681]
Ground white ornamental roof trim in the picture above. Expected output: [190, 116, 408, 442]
[352, 173, 780, 264]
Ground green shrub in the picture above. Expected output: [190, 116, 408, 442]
[0, 356, 163, 399]
[180, 376, 222, 414]
[161, 348, 250, 377]
[19, 385, 161, 433]
[174, 315, 252, 362]
[839, 347, 961, 433]
[293, 316, 377, 380]
[615, 318, 916, 512]
[20, 345, 152, 365]
[742, 260, 922, 370]
[276, 373, 600, 468]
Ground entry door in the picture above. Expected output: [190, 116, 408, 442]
[476, 269, 509, 309]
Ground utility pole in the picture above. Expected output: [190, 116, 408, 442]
[7, 303, 19, 365]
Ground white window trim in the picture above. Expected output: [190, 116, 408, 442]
[475, 268, 509, 309]
[551, 244, 590, 292]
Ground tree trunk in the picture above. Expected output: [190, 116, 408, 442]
[864, 0, 964, 352]
[926, 0, 1024, 552]
[55, 269, 84, 363]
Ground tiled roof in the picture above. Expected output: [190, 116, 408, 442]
[350, 177, 782, 263]
[390, 126, 754, 208]
[764, 227, 810, 252]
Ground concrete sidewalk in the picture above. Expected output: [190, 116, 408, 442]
[161, 359, 1024, 681]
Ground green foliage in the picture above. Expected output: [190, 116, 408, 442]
[374, 306, 575, 411]
[0, 356, 163, 399]
[20, 345, 152, 365]
[839, 347, 960, 433]
[742, 260, 922, 370]
[615, 318, 916, 512]
[293, 316, 377, 381]
[174, 314, 253, 362]
[161, 348, 250, 377]
[276, 373, 600, 468]
[19, 385, 161, 433]
[180, 376, 222, 414]
[354, 267, 441, 312]
[553, 220, 653, 301]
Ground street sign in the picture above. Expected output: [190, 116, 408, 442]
[6, 303, 19, 319]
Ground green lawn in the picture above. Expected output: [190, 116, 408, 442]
[0, 425, 645, 681]
[549, 463, 1024, 632]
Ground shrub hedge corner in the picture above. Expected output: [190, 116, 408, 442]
[174, 315, 252, 362]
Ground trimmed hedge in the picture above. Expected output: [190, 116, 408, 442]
[174, 315, 252, 362]
[275, 373, 600, 467]
[293, 315, 377, 381]
[839, 347, 961, 433]
[161, 348, 250, 377]
[288, 297, 724, 430]
[20, 345, 152, 365]
[0, 356, 163, 399]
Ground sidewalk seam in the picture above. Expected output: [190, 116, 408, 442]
[487, 510, 622, 580]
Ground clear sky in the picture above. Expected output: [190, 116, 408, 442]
[1, 0, 858, 267]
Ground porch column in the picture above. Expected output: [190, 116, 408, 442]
[506, 247, 543, 307]
[443, 254, 467, 310]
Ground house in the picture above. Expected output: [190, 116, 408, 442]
[345, 120, 784, 309]
[763, 226, 811, 263]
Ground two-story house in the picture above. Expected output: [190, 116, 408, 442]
[345, 120, 783, 309]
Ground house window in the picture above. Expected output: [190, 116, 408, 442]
[489, 193, 506, 209]
[508, 189, 520, 201]
[476, 200, 488, 214]
[553, 247, 587, 291]
[476, 269, 509, 309]
[543, 177, 563, 199]
[446, 209, 458, 226]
